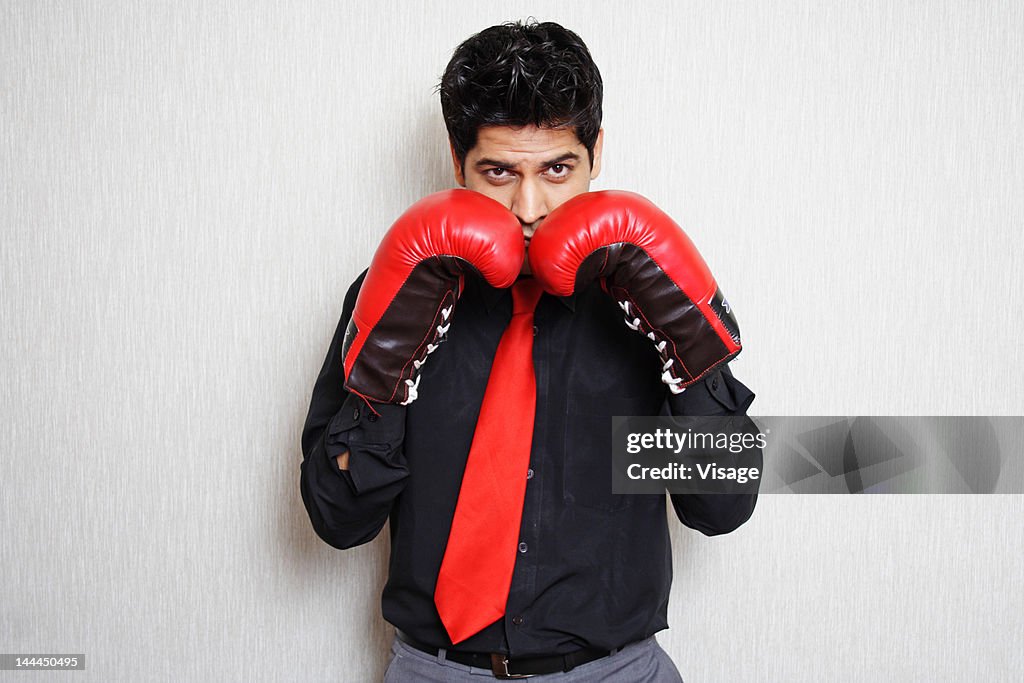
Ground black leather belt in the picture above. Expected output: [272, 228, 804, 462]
[395, 630, 613, 679]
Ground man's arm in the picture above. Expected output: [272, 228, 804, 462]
[301, 191, 523, 549]
[525, 190, 759, 535]
[666, 364, 762, 535]
[299, 269, 410, 550]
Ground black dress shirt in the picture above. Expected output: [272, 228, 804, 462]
[300, 267, 761, 656]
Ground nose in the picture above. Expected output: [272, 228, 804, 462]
[511, 180, 547, 237]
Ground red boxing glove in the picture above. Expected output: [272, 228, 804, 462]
[342, 190, 523, 404]
[528, 190, 741, 392]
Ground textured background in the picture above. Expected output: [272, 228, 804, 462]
[2, 1, 1022, 681]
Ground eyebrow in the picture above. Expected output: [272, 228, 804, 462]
[473, 151, 582, 171]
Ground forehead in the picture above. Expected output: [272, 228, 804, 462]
[468, 125, 584, 161]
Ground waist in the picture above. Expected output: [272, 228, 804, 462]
[395, 629, 619, 679]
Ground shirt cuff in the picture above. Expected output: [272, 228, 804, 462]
[668, 365, 755, 416]
[325, 393, 408, 495]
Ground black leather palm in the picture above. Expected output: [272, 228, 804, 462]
[581, 243, 741, 385]
[342, 256, 465, 404]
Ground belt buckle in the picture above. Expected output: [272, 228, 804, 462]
[490, 653, 533, 679]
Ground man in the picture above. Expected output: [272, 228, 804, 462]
[300, 19, 760, 682]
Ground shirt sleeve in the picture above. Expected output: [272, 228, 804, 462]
[299, 269, 410, 550]
[665, 363, 763, 536]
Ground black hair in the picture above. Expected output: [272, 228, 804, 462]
[437, 19, 603, 171]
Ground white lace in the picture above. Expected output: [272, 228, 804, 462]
[400, 374, 421, 405]
[619, 298, 685, 395]
[401, 304, 453, 405]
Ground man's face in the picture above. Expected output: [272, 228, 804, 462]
[451, 125, 604, 275]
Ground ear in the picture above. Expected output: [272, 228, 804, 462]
[449, 140, 466, 187]
[590, 128, 604, 180]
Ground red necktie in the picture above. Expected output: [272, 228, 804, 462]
[434, 277, 544, 645]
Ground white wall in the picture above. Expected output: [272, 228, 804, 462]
[2, 1, 1021, 681]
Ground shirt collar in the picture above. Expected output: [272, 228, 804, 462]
[480, 278, 577, 313]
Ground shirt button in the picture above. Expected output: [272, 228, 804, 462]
[352, 407, 360, 421]
[368, 412, 378, 422]
[712, 376, 720, 390]
[526, 468, 534, 480]
[532, 325, 538, 336]
[518, 542, 528, 553]
[512, 615, 524, 625]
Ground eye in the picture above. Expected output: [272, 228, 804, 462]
[547, 164, 571, 178]
[485, 168, 511, 179]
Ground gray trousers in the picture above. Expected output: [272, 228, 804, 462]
[382, 634, 685, 682]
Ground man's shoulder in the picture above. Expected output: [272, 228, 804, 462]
[343, 268, 370, 312]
